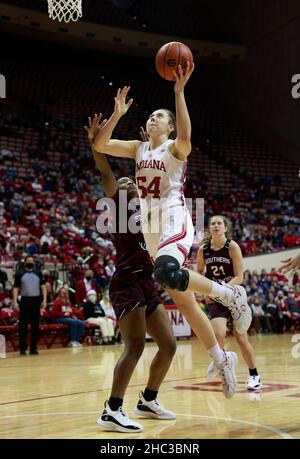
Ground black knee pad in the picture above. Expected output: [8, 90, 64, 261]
[154, 255, 189, 292]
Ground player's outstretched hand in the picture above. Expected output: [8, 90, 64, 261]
[279, 253, 300, 275]
[84, 113, 107, 142]
[173, 61, 195, 94]
[114, 86, 133, 118]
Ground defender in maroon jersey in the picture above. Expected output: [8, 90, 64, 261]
[85, 114, 176, 434]
[197, 215, 262, 391]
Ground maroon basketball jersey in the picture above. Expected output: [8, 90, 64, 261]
[203, 239, 234, 283]
[110, 191, 153, 272]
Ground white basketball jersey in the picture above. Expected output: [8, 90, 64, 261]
[135, 139, 187, 214]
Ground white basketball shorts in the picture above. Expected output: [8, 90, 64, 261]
[141, 205, 194, 267]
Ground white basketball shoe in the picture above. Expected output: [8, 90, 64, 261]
[134, 392, 176, 420]
[247, 375, 262, 391]
[218, 284, 252, 334]
[97, 401, 143, 433]
[215, 351, 238, 399]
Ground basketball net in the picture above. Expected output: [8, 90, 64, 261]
[47, 0, 82, 23]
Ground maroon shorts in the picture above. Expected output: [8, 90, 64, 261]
[206, 301, 231, 321]
[109, 269, 161, 320]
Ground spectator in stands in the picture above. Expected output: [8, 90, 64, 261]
[51, 286, 85, 347]
[42, 269, 55, 307]
[100, 289, 117, 330]
[265, 293, 279, 332]
[91, 254, 109, 288]
[275, 290, 291, 333]
[83, 289, 115, 344]
[40, 229, 53, 247]
[31, 178, 43, 193]
[250, 297, 272, 334]
[0, 265, 8, 289]
[69, 257, 86, 282]
[13, 255, 47, 355]
[25, 237, 39, 256]
[286, 288, 300, 329]
[75, 269, 96, 305]
[104, 259, 116, 279]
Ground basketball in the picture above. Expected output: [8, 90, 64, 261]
[155, 41, 194, 81]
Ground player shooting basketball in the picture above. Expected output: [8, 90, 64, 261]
[92, 62, 253, 399]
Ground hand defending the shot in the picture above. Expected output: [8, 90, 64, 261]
[84, 113, 107, 142]
[279, 253, 300, 275]
[114, 86, 133, 118]
[173, 61, 195, 94]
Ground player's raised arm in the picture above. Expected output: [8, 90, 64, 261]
[84, 113, 118, 198]
[93, 86, 141, 159]
[169, 61, 195, 161]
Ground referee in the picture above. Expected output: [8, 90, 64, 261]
[13, 255, 47, 355]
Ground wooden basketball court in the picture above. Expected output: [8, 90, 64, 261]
[1, 334, 300, 439]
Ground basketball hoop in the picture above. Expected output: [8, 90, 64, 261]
[47, 0, 82, 23]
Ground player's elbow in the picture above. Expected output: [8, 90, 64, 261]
[176, 139, 192, 157]
[177, 136, 191, 145]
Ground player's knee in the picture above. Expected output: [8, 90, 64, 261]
[125, 337, 145, 360]
[234, 331, 247, 345]
[154, 255, 189, 291]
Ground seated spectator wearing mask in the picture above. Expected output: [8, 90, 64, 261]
[75, 269, 96, 305]
[51, 286, 85, 347]
[83, 290, 115, 344]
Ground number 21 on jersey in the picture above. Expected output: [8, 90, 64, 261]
[211, 265, 225, 277]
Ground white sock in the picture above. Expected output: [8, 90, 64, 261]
[208, 344, 225, 367]
[209, 281, 234, 303]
